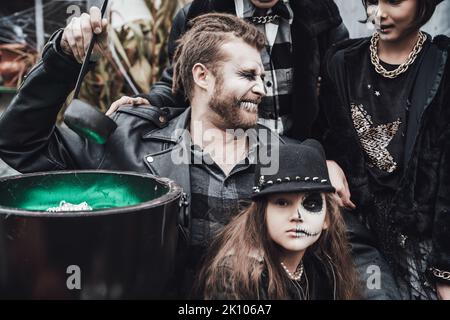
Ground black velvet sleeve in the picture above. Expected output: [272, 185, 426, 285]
[429, 123, 450, 284]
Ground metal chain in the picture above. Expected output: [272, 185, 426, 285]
[431, 268, 450, 281]
[249, 15, 280, 25]
[370, 31, 426, 79]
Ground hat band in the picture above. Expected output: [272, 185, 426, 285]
[252, 175, 329, 193]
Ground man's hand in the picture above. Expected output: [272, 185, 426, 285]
[437, 282, 450, 300]
[60, 6, 109, 63]
[326, 160, 356, 210]
[106, 96, 150, 116]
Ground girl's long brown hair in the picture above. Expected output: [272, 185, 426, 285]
[196, 194, 363, 299]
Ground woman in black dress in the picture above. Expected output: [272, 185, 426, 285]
[322, 0, 450, 299]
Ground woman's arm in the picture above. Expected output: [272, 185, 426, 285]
[430, 124, 450, 299]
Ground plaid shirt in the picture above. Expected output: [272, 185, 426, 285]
[178, 124, 281, 295]
[185, 138, 257, 289]
[235, 0, 294, 135]
[189, 143, 257, 249]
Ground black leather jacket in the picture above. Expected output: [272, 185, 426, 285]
[139, 0, 349, 140]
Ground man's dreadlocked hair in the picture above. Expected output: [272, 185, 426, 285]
[172, 13, 266, 101]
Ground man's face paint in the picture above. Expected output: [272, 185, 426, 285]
[266, 192, 327, 255]
[207, 39, 265, 130]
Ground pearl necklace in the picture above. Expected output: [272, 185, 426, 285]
[280, 261, 304, 281]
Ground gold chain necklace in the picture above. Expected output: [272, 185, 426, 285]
[370, 31, 426, 79]
[281, 261, 304, 281]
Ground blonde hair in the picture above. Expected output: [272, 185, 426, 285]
[172, 13, 265, 101]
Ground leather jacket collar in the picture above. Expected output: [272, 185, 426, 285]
[143, 107, 191, 143]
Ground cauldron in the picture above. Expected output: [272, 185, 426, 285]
[0, 170, 182, 299]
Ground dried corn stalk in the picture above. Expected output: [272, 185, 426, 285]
[78, 0, 189, 112]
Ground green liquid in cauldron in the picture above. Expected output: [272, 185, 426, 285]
[0, 172, 168, 212]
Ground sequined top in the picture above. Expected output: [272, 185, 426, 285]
[348, 46, 426, 192]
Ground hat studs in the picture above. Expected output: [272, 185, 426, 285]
[253, 175, 330, 193]
[258, 175, 265, 187]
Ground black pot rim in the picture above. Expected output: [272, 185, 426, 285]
[0, 170, 183, 217]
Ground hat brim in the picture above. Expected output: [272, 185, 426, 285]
[251, 181, 335, 199]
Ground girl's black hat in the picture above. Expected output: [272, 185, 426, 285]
[251, 139, 335, 199]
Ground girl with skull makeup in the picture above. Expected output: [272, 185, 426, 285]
[195, 141, 362, 299]
[321, 0, 450, 299]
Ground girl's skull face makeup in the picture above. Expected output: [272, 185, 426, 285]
[266, 192, 328, 256]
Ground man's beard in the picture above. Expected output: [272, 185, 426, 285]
[208, 83, 259, 130]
